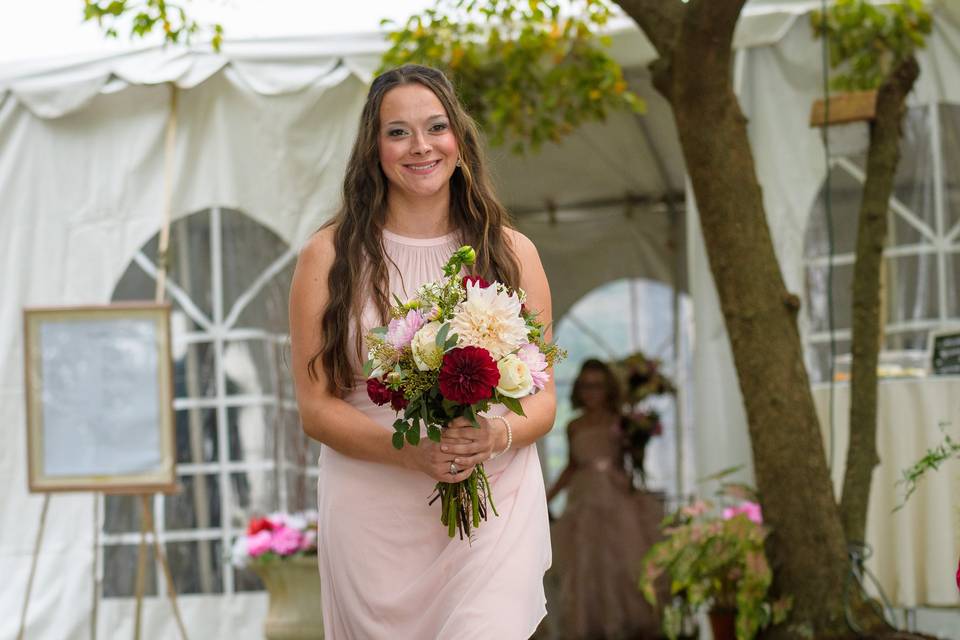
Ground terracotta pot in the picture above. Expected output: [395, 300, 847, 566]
[251, 554, 325, 640]
[708, 607, 736, 640]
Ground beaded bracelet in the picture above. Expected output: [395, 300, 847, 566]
[487, 414, 513, 460]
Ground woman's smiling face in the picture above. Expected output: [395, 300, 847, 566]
[378, 83, 460, 199]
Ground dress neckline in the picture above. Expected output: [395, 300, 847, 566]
[382, 227, 460, 247]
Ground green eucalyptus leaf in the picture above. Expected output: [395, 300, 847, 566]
[500, 395, 526, 417]
[436, 323, 451, 348]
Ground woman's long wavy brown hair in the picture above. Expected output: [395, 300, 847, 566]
[307, 64, 521, 395]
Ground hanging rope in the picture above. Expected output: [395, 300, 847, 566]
[155, 84, 179, 302]
[132, 82, 189, 640]
[819, 0, 839, 475]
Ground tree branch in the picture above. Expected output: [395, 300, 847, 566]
[684, 0, 748, 49]
[669, 0, 749, 101]
[839, 55, 920, 546]
[614, 0, 686, 63]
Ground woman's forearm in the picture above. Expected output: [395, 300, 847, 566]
[491, 384, 557, 452]
[302, 377, 555, 469]
[300, 396, 412, 469]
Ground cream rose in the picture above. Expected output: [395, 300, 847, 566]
[496, 354, 534, 398]
[411, 321, 444, 371]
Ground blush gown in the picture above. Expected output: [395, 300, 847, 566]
[548, 420, 665, 639]
[315, 228, 552, 639]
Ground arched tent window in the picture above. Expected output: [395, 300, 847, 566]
[102, 207, 312, 596]
[803, 104, 960, 382]
[546, 277, 695, 512]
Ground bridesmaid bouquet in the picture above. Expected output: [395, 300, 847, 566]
[363, 245, 564, 540]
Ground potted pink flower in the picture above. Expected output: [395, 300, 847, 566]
[232, 511, 317, 565]
[231, 511, 323, 640]
[640, 499, 791, 640]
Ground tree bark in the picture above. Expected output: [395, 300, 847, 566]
[616, 1, 851, 636]
[840, 57, 920, 546]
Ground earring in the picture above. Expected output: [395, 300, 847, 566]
[456, 157, 462, 167]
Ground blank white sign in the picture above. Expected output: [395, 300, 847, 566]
[39, 317, 163, 476]
[24, 304, 175, 493]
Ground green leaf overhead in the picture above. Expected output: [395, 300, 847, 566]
[380, 0, 644, 154]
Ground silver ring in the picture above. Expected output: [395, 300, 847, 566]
[449, 462, 458, 475]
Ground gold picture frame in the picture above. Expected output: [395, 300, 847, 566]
[23, 303, 177, 494]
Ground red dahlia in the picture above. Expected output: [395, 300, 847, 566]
[438, 346, 499, 405]
[461, 274, 491, 289]
[390, 389, 408, 411]
[366, 378, 392, 406]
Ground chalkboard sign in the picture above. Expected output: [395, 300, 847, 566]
[23, 303, 177, 493]
[930, 330, 960, 376]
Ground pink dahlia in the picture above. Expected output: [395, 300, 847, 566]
[386, 309, 425, 349]
[516, 342, 549, 390]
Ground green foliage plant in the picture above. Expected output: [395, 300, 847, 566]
[640, 494, 791, 640]
[83, 1, 224, 51]
[812, 0, 931, 91]
[381, 0, 644, 154]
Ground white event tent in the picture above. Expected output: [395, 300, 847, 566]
[1, 1, 959, 638]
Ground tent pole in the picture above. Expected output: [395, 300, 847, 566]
[632, 111, 687, 504]
[672, 211, 685, 503]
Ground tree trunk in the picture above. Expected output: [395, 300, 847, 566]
[667, 57, 851, 640]
[840, 57, 920, 546]
[616, 1, 851, 636]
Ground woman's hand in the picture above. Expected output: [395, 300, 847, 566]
[439, 416, 505, 470]
[403, 436, 477, 484]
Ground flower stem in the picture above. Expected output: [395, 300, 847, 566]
[470, 471, 480, 528]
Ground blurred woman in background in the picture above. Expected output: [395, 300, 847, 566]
[546, 358, 664, 639]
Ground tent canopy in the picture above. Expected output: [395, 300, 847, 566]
[3, 2, 960, 638]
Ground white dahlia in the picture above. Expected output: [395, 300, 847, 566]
[450, 281, 528, 360]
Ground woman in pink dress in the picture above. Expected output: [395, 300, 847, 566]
[288, 64, 556, 639]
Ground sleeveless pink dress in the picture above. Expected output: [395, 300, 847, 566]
[549, 421, 664, 639]
[315, 228, 551, 639]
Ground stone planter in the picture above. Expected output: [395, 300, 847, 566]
[251, 554, 325, 640]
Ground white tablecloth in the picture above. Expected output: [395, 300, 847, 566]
[813, 377, 960, 607]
